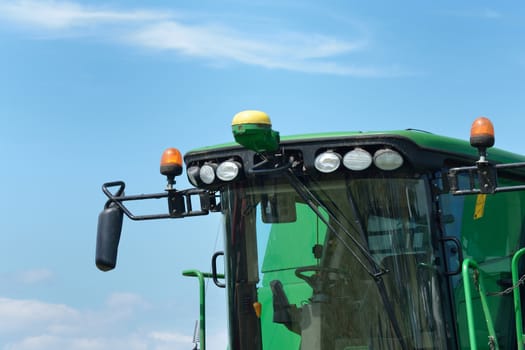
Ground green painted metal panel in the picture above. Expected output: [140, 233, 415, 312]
[448, 177, 525, 349]
[186, 129, 525, 164]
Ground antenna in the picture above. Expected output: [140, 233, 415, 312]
[192, 320, 200, 350]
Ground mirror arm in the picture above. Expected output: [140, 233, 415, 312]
[101, 181, 214, 220]
[447, 162, 525, 195]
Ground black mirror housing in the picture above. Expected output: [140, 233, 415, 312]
[95, 203, 124, 271]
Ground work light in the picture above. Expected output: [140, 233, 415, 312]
[314, 151, 341, 173]
[217, 160, 241, 181]
[343, 148, 373, 171]
[373, 149, 403, 170]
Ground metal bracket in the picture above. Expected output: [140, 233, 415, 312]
[447, 161, 525, 195]
[247, 156, 292, 176]
[101, 181, 217, 220]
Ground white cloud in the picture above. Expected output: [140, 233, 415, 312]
[147, 331, 194, 350]
[0, 294, 213, 350]
[105, 292, 149, 310]
[127, 21, 374, 75]
[17, 269, 54, 284]
[4, 334, 149, 350]
[147, 329, 227, 350]
[0, 268, 55, 287]
[148, 331, 192, 342]
[0, 0, 397, 77]
[0, 292, 149, 336]
[0, 297, 80, 334]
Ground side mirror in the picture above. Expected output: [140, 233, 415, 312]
[96, 202, 124, 271]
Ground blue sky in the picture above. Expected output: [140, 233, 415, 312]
[1, 1, 524, 349]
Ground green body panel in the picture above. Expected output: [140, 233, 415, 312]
[449, 179, 525, 349]
[187, 129, 525, 164]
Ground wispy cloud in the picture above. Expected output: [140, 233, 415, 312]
[443, 8, 503, 20]
[17, 268, 54, 285]
[0, 0, 169, 29]
[0, 0, 399, 77]
[0, 268, 54, 288]
[481, 9, 503, 19]
[127, 21, 381, 76]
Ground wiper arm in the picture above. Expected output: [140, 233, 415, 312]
[283, 168, 387, 278]
[374, 276, 409, 349]
[343, 177, 408, 350]
[286, 169, 408, 349]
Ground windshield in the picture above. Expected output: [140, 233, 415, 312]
[222, 176, 448, 350]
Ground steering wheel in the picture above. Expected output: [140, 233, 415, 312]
[295, 265, 351, 291]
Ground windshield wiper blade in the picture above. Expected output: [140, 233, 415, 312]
[283, 169, 387, 278]
[375, 276, 409, 349]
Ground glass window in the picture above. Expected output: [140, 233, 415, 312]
[439, 173, 525, 349]
[224, 176, 448, 349]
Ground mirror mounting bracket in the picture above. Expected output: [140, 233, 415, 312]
[101, 181, 215, 221]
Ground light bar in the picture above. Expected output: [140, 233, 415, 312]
[314, 151, 341, 173]
[343, 148, 372, 171]
[217, 160, 241, 181]
[373, 149, 404, 170]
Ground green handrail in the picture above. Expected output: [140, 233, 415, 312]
[182, 269, 225, 350]
[462, 258, 499, 350]
[512, 248, 525, 350]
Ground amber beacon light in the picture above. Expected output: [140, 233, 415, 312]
[470, 117, 495, 149]
[469, 117, 495, 163]
[160, 147, 183, 188]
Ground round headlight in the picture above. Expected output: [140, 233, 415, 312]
[199, 164, 217, 184]
[187, 165, 202, 187]
[373, 149, 404, 170]
[314, 151, 341, 173]
[217, 160, 240, 181]
[343, 148, 373, 171]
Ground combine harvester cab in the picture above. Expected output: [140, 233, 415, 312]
[96, 112, 525, 350]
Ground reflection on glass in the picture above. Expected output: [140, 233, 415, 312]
[249, 177, 447, 349]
